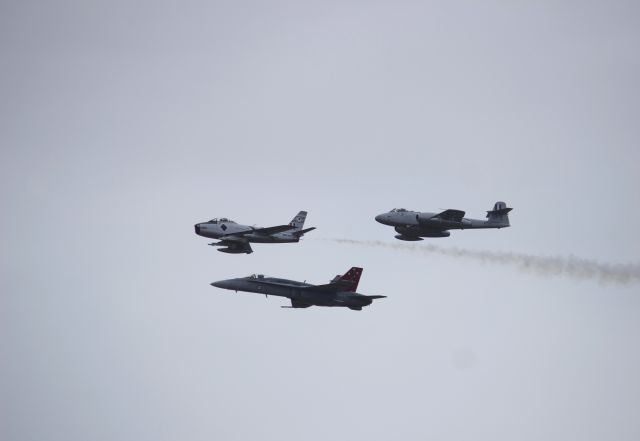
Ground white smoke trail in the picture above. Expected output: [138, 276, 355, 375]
[324, 238, 640, 285]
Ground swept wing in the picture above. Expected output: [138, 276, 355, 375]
[222, 225, 295, 238]
[249, 224, 297, 235]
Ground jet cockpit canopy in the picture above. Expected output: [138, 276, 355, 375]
[208, 217, 236, 224]
[390, 208, 409, 212]
[248, 274, 265, 279]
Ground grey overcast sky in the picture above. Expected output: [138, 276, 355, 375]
[2, 1, 639, 440]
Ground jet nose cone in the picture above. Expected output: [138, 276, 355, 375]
[375, 214, 387, 224]
[211, 280, 231, 290]
[194, 223, 201, 235]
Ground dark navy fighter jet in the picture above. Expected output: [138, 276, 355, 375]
[194, 211, 315, 254]
[375, 201, 512, 240]
[211, 267, 386, 310]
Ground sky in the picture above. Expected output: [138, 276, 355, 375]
[1, 1, 639, 440]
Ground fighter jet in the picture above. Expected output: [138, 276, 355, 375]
[375, 201, 512, 240]
[194, 211, 315, 254]
[211, 267, 386, 310]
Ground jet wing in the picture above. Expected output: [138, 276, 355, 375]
[431, 209, 465, 222]
[250, 225, 296, 235]
[221, 225, 295, 237]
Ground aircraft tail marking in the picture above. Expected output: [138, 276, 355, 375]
[288, 211, 308, 230]
[335, 267, 363, 292]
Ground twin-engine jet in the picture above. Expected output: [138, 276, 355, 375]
[375, 201, 512, 240]
[211, 267, 385, 310]
[194, 211, 315, 254]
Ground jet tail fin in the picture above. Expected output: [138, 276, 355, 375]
[486, 201, 512, 226]
[288, 211, 308, 230]
[331, 267, 363, 292]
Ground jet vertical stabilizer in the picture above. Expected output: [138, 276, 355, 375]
[336, 267, 363, 292]
[288, 211, 308, 230]
[486, 201, 512, 227]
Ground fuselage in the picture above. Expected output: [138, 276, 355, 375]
[194, 221, 299, 243]
[375, 210, 495, 230]
[211, 275, 376, 308]
[375, 207, 510, 240]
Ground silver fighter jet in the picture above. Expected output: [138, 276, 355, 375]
[194, 211, 315, 254]
[211, 267, 385, 310]
[375, 201, 512, 240]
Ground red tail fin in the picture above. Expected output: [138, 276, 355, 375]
[337, 267, 363, 292]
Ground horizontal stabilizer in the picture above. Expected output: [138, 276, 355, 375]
[486, 201, 512, 226]
[292, 227, 316, 237]
[486, 201, 512, 216]
[487, 207, 513, 215]
[365, 295, 386, 299]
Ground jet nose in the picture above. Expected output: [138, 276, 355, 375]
[211, 280, 232, 290]
[194, 223, 201, 235]
[375, 214, 387, 224]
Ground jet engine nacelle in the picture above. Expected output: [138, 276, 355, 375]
[420, 230, 450, 238]
[395, 225, 450, 238]
[394, 226, 422, 238]
[394, 234, 423, 241]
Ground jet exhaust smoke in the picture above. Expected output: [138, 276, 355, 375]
[325, 239, 640, 285]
